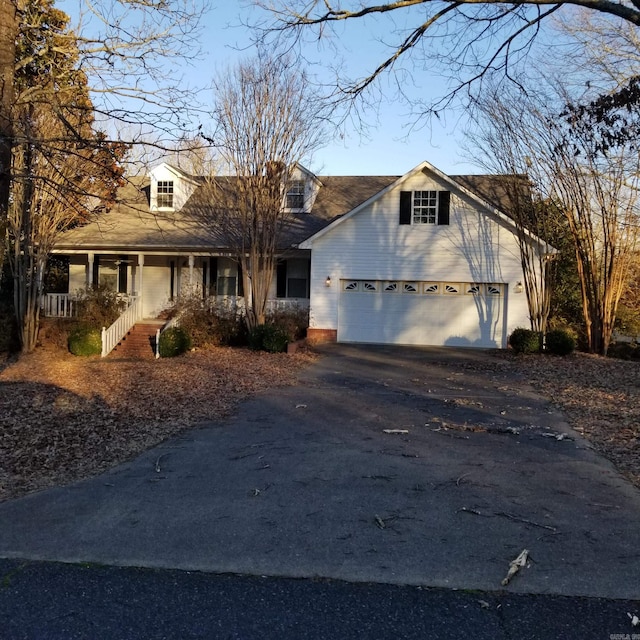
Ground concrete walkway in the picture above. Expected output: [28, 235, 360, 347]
[1, 345, 639, 599]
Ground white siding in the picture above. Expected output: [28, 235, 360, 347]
[69, 258, 86, 293]
[148, 164, 198, 212]
[308, 170, 532, 347]
[142, 256, 172, 318]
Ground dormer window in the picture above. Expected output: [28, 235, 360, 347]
[286, 180, 305, 210]
[157, 180, 174, 209]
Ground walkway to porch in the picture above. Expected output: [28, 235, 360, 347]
[107, 320, 165, 360]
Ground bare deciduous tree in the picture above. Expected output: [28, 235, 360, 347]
[0, 0, 17, 270]
[7, 0, 126, 352]
[464, 90, 556, 335]
[199, 54, 326, 329]
[255, 0, 640, 122]
[467, 82, 640, 354]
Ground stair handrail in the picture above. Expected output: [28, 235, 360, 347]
[101, 296, 141, 357]
[154, 311, 183, 359]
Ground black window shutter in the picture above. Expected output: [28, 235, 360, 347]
[276, 261, 287, 298]
[399, 191, 412, 225]
[237, 262, 244, 297]
[209, 257, 217, 296]
[92, 255, 100, 288]
[118, 256, 128, 293]
[201, 259, 207, 299]
[438, 191, 450, 225]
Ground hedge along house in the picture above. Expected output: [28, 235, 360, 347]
[48, 160, 549, 351]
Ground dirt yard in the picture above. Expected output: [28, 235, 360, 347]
[0, 346, 638, 502]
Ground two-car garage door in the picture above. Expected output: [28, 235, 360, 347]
[337, 279, 506, 348]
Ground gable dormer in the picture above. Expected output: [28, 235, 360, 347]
[149, 162, 199, 212]
[284, 164, 322, 214]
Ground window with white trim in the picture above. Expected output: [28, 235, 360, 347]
[286, 180, 305, 210]
[413, 191, 438, 224]
[157, 181, 174, 208]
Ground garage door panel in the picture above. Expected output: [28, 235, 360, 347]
[338, 280, 505, 348]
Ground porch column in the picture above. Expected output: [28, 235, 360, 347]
[87, 252, 94, 288]
[188, 254, 195, 286]
[137, 253, 145, 319]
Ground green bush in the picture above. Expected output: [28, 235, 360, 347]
[68, 325, 102, 356]
[509, 328, 542, 354]
[614, 303, 640, 340]
[544, 328, 576, 356]
[248, 323, 290, 353]
[158, 326, 192, 357]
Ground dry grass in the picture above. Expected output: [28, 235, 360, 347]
[0, 346, 638, 503]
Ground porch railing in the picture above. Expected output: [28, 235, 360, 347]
[41, 293, 76, 318]
[101, 296, 141, 357]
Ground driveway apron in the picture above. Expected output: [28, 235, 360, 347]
[0, 344, 639, 599]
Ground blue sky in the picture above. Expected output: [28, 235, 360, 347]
[60, 0, 481, 176]
[201, 2, 478, 176]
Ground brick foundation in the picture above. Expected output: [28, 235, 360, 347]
[306, 328, 338, 345]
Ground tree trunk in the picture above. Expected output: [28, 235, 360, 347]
[0, 0, 16, 227]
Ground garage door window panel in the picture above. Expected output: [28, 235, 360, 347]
[403, 282, 418, 293]
[423, 283, 440, 294]
[343, 280, 360, 291]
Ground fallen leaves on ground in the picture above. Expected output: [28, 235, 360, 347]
[0, 347, 315, 502]
[0, 347, 638, 503]
[512, 353, 640, 488]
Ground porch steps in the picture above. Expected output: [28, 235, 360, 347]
[109, 322, 164, 359]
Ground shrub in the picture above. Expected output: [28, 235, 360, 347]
[614, 303, 640, 340]
[75, 285, 127, 328]
[68, 325, 102, 356]
[607, 341, 640, 360]
[0, 307, 18, 353]
[170, 296, 247, 348]
[509, 328, 542, 354]
[248, 323, 290, 353]
[158, 326, 192, 357]
[266, 305, 309, 341]
[544, 328, 576, 356]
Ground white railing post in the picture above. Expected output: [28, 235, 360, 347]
[155, 328, 161, 359]
[41, 293, 77, 318]
[100, 296, 141, 357]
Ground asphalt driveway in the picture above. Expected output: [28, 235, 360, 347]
[1, 344, 639, 599]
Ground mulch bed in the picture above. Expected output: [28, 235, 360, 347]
[0, 347, 638, 502]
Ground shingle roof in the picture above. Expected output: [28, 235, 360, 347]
[54, 171, 520, 253]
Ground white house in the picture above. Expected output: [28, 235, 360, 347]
[49, 160, 547, 350]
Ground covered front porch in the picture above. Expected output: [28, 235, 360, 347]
[43, 250, 311, 320]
